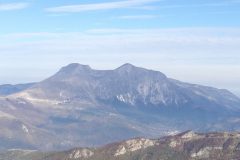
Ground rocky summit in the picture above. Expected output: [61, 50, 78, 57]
[0, 63, 240, 150]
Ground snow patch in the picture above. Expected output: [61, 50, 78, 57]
[116, 93, 135, 105]
[17, 100, 27, 104]
[22, 124, 29, 134]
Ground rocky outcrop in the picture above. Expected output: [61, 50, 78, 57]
[114, 138, 157, 156]
[69, 149, 94, 159]
[2, 131, 240, 160]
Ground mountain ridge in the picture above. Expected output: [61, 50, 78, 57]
[0, 63, 240, 150]
[0, 83, 35, 96]
[13, 63, 240, 108]
[1, 130, 240, 160]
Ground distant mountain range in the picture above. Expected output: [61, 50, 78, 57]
[0, 63, 240, 150]
[1, 131, 240, 160]
[0, 83, 35, 96]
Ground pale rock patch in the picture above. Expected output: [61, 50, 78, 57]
[114, 138, 156, 156]
[69, 149, 94, 159]
[191, 147, 223, 158]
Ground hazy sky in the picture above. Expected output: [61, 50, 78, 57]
[0, 0, 240, 96]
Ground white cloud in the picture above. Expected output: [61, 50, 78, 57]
[118, 14, 158, 19]
[147, 1, 240, 10]
[1, 28, 240, 58]
[0, 2, 29, 11]
[46, 0, 160, 13]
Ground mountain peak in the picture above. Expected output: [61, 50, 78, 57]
[116, 63, 137, 72]
[53, 63, 92, 78]
[59, 63, 91, 73]
[66, 63, 91, 70]
[120, 63, 135, 68]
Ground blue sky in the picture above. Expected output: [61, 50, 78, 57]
[1, 0, 240, 33]
[0, 0, 240, 96]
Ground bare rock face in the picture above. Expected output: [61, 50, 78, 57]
[169, 130, 204, 148]
[114, 138, 157, 156]
[166, 131, 240, 160]
[69, 149, 94, 159]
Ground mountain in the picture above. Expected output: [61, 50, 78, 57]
[14, 63, 240, 110]
[0, 63, 240, 150]
[0, 83, 34, 96]
[1, 131, 240, 160]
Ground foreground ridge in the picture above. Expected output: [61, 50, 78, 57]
[1, 131, 240, 160]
